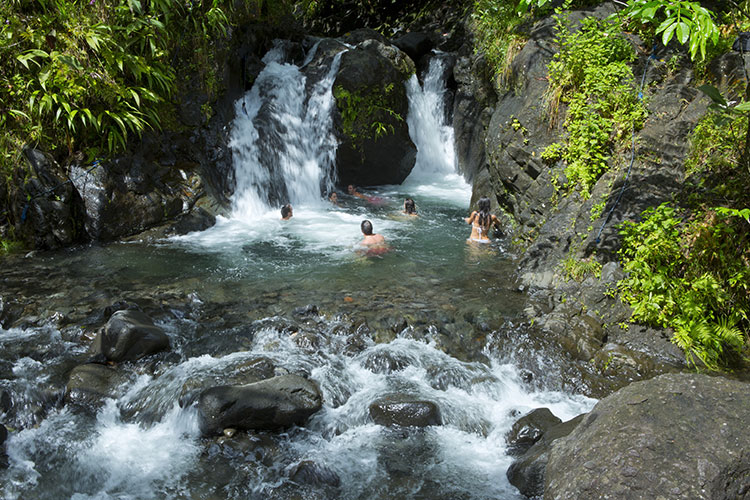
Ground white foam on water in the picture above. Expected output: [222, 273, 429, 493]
[404, 56, 471, 207]
[71, 401, 201, 500]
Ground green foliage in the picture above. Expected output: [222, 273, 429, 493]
[563, 255, 602, 282]
[334, 84, 403, 143]
[618, 203, 750, 370]
[619, 1, 720, 61]
[686, 111, 748, 176]
[0, 0, 181, 160]
[543, 16, 646, 199]
[471, 0, 529, 91]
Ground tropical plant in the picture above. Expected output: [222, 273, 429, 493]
[542, 15, 646, 198]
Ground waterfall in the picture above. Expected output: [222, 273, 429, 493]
[229, 41, 342, 221]
[404, 55, 470, 201]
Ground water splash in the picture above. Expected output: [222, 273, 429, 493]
[230, 41, 342, 221]
[404, 55, 470, 204]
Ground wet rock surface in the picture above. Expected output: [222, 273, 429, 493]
[506, 414, 585, 498]
[64, 362, 129, 408]
[92, 309, 170, 363]
[332, 34, 417, 186]
[506, 407, 562, 457]
[196, 374, 323, 436]
[369, 397, 442, 427]
[545, 373, 750, 500]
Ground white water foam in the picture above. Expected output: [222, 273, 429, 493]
[403, 55, 471, 206]
[230, 41, 341, 221]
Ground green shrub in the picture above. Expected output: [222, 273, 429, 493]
[543, 16, 647, 199]
[470, 0, 529, 91]
[618, 203, 749, 370]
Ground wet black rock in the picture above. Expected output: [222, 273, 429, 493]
[506, 407, 562, 457]
[545, 373, 750, 500]
[64, 363, 129, 408]
[392, 32, 434, 65]
[179, 357, 277, 408]
[196, 374, 323, 436]
[332, 37, 417, 187]
[506, 413, 585, 498]
[289, 460, 341, 488]
[0, 388, 12, 414]
[0, 423, 7, 469]
[91, 309, 170, 363]
[369, 397, 442, 427]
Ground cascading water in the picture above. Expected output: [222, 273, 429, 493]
[403, 54, 470, 201]
[230, 40, 341, 220]
[0, 44, 598, 500]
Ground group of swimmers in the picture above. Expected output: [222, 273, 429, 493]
[280, 185, 499, 250]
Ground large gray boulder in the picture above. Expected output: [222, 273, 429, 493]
[544, 373, 750, 499]
[91, 310, 170, 362]
[196, 374, 323, 436]
[332, 36, 417, 186]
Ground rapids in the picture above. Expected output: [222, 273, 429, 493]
[0, 45, 596, 499]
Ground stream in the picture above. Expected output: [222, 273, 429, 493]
[0, 42, 596, 499]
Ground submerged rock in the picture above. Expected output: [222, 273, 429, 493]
[196, 374, 323, 436]
[64, 363, 128, 408]
[91, 309, 170, 362]
[0, 423, 7, 469]
[289, 460, 341, 488]
[545, 373, 750, 500]
[369, 397, 442, 427]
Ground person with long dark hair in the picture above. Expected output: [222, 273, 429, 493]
[465, 196, 499, 243]
[403, 198, 417, 216]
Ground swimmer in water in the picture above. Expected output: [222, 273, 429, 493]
[281, 204, 293, 220]
[329, 192, 339, 206]
[347, 184, 368, 200]
[465, 196, 499, 243]
[403, 198, 417, 216]
[360, 219, 387, 248]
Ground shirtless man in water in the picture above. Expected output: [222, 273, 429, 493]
[360, 219, 386, 247]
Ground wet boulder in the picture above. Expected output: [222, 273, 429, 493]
[16, 147, 86, 250]
[369, 397, 441, 427]
[196, 374, 323, 436]
[544, 373, 750, 500]
[506, 413, 585, 498]
[91, 309, 170, 362]
[506, 407, 563, 456]
[64, 363, 129, 407]
[332, 37, 416, 186]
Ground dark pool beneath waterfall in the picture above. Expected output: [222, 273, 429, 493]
[0, 183, 596, 500]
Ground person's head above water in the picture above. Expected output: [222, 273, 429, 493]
[478, 196, 491, 214]
[329, 192, 338, 203]
[361, 219, 373, 235]
[281, 204, 293, 220]
[348, 185, 357, 194]
[403, 198, 416, 215]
